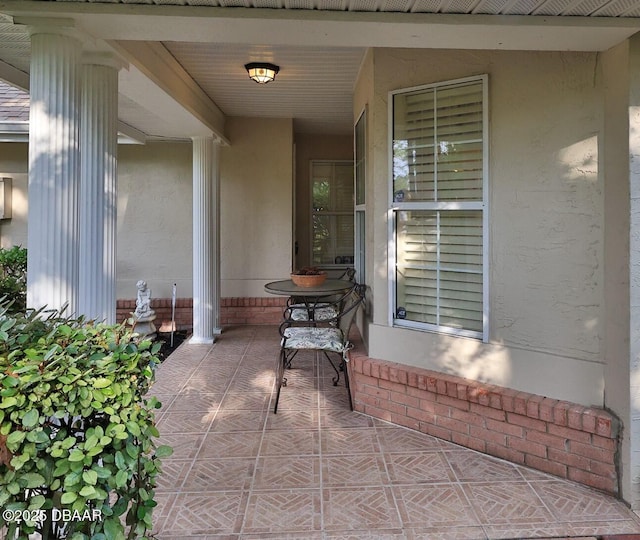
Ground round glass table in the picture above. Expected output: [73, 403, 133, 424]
[264, 278, 354, 298]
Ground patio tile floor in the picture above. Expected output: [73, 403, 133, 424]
[150, 325, 640, 540]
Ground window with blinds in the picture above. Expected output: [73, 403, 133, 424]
[390, 76, 488, 340]
[311, 161, 354, 266]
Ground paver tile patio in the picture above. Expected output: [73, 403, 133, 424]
[151, 325, 640, 540]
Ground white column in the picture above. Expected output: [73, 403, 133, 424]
[212, 141, 222, 335]
[27, 30, 81, 315]
[191, 136, 222, 344]
[78, 55, 120, 323]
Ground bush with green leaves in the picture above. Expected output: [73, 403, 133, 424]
[0, 303, 172, 539]
[0, 246, 27, 314]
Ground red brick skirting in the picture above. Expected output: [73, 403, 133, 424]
[116, 297, 286, 332]
[348, 337, 621, 496]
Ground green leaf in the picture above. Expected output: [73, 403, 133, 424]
[6, 481, 20, 494]
[103, 517, 124, 538]
[60, 491, 78, 504]
[82, 469, 98, 485]
[0, 396, 17, 408]
[125, 442, 139, 459]
[27, 495, 46, 510]
[94, 467, 111, 479]
[79, 485, 96, 498]
[114, 451, 126, 470]
[61, 436, 76, 449]
[63, 470, 82, 486]
[84, 434, 99, 451]
[68, 449, 85, 462]
[155, 445, 174, 458]
[115, 469, 128, 488]
[22, 472, 45, 488]
[93, 378, 111, 389]
[26, 430, 49, 444]
[5, 430, 25, 449]
[21, 408, 39, 428]
[126, 420, 141, 438]
[1, 375, 18, 388]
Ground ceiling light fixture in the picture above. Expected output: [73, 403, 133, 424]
[245, 62, 280, 84]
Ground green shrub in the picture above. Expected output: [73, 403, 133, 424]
[0, 303, 172, 539]
[0, 246, 27, 314]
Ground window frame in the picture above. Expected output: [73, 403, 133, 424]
[309, 159, 355, 268]
[354, 106, 367, 285]
[387, 74, 489, 342]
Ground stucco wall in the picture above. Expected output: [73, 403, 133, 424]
[120, 118, 295, 299]
[0, 143, 28, 249]
[117, 142, 193, 300]
[221, 117, 294, 297]
[357, 48, 606, 406]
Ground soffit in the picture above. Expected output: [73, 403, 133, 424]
[0, 0, 638, 139]
[36, 0, 640, 17]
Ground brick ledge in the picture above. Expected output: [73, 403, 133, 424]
[347, 336, 621, 496]
[116, 296, 286, 330]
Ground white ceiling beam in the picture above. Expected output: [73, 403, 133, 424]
[0, 58, 28, 90]
[111, 40, 228, 143]
[117, 121, 147, 145]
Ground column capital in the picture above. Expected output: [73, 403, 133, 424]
[16, 17, 86, 43]
[82, 52, 128, 72]
[191, 133, 229, 146]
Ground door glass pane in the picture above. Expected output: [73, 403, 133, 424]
[312, 214, 354, 265]
[311, 161, 355, 266]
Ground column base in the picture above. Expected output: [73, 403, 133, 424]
[189, 335, 216, 345]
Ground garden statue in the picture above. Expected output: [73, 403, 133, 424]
[131, 279, 157, 341]
[135, 280, 154, 319]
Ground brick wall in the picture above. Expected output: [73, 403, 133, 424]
[116, 296, 286, 332]
[347, 337, 621, 496]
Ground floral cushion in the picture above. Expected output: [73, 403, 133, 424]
[282, 327, 345, 353]
[289, 305, 338, 322]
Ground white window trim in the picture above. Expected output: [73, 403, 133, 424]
[354, 106, 367, 285]
[387, 74, 489, 342]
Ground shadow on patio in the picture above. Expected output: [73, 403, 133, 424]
[149, 325, 640, 540]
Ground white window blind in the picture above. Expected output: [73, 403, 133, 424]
[391, 76, 488, 340]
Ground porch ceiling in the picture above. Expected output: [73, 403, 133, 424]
[0, 0, 638, 139]
[27, 0, 640, 18]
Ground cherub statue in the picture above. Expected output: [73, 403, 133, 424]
[134, 280, 154, 319]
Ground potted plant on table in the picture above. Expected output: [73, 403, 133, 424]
[290, 266, 327, 287]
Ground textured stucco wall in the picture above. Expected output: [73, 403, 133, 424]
[117, 142, 193, 300]
[361, 48, 606, 406]
[220, 117, 294, 297]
